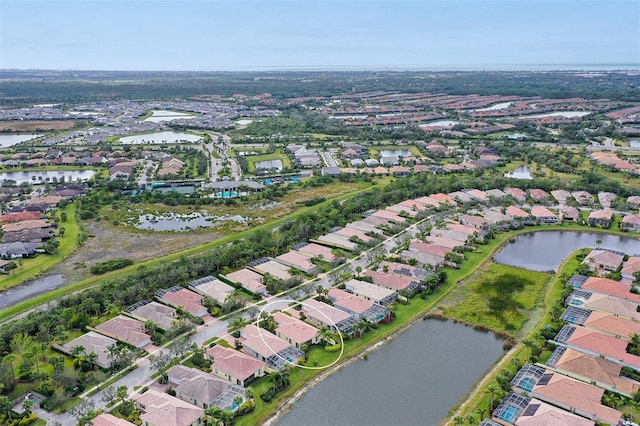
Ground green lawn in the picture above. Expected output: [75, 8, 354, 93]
[1, 204, 81, 291]
[441, 264, 552, 333]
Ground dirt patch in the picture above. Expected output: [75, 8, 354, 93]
[0, 120, 77, 132]
[48, 220, 221, 283]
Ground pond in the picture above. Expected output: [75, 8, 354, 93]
[143, 110, 198, 123]
[276, 319, 504, 426]
[630, 140, 640, 148]
[379, 149, 413, 158]
[0, 134, 43, 147]
[119, 131, 203, 144]
[0, 169, 96, 185]
[505, 132, 529, 139]
[255, 159, 283, 171]
[494, 231, 640, 272]
[504, 165, 532, 179]
[419, 120, 460, 128]
[129, 212, 248, 232]
[0, 274, 64, 310]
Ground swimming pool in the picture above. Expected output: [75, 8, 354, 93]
[498, 405, 519, 423]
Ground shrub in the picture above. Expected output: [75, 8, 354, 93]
[90, 258, 134, 275]
[325, 344, 341, 352]
[238, 399, 256, 415]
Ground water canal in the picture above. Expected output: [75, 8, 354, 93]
[276, 319, 504, 426]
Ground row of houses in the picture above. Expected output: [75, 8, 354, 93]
[489, 271, 640, 425]
[286, 144, 323, 168]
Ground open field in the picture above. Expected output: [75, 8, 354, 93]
[439, 264, 552, 335]
[0, 120, 77, 131]
[368, 144, 423, 157]
[246, 150, 292, 173]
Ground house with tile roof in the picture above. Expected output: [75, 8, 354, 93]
[58, 331, 117, 369]
[530, 206, 559, 224]
[343, 279, 397, 305]
[133, 389, 204, 426]
[206, 345, 266, 387]
[621, 256, 640, 282]
[621, 215, 640, 232]
[94, 315, 152, 348]
[92, 413, 136, 426]
[223, 268, 267, 296]
[157, 287, 208, 318]
[237, 324, 304, 370]
[166, 365, 245, 410]
[273, 311, 319, 348]
[587, 210, 614, 228]
[363, 269, 421, 295]
[328, 288, 391, 324]
[581, 251, 624, 276]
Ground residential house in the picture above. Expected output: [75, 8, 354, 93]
[92, 414, 136, 426]
[363, 269, 421, 295]
[327, 288, 391, 324]
[430, 228, 469, 243]
[316, 233, 358, 251]
[237, 324, 304, 370]
[378, 261, 430, 282]
[627, 195, 640, 208]
[94, 315, 152, 348]
[598, 192, 617, 209]
[0, 242, 40, 259]
[587, 210, 614, 228]
[166, 365, 245, 410]
[528, 188, 551, 202]
[566, 290, 640, 322]
[546, 347, 640, 397]
[559, 206, 580, 222]
[572, 191, 594, 205]
[492, 392, 592, 426]
[621, 215, 640, 232]
[458, 214, 490, 229]
[389, 165, 410, 177]
[621, 256, 640, 282]
[292, 242, 335, 261]
[189, 276, 236, 305]
[133, 389, 204, 426]
[157, 287, 209, 318]
[581, 275, 640, 303]
[505, 205, 530, 219]
[550, 189, 572, 205]
[248, 258, 293, 281]
[448, 191, 474, 203]
[125, 301, 177, 331]
[273, 311, 320, 348]
[486, 188, 509, 200]
[206, 345, 266, 387]
[530, 206, 559, 224]
[481, 208, 511, 224]
[464, 189, 490, 202]
[275, 251, 319, 275]
[399, 250, 445, 269]
[344, 279, 397, 305]
[429, 193, 456, 205]
[334, 226, 375, 242]
[581, 251, 624, 276]
[223, 268, 267, 296]
[504, 187, 528, 202]
[58, 331, 117, 369]
[510, 365, 622, 426]
[301, 299, 357, 336]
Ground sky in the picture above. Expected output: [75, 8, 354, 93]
[1, 0, 639, 71]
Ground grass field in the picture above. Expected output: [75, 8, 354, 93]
[441, 264, 552, 334]
[368, 144, 423, 158]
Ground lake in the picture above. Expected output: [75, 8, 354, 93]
[630, 140, 640, 148]
[494, 231, 640, 272]
[474, 102, 513, 111]
[0, 134, 43, 147]
[277, 319, 504, 426]
[0, 274, 64, 310]
[0, 169, 96, 185]
[526, 111, 591, 119]
[119, 131, 203, 144]
[143, 110, 197, 123]
[505, 133, 529, 139]
[379, 149, 412, 158]
[255, 159, 283, 171]
[130, 212, 247, 232]
[504, 165, 532, 179]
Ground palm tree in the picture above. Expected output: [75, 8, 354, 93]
[476, 407, 487, 419]
[21, 398, 34, 416]
[87, 352, 99, 371]
[466, 413, 476, 425]
[486, 384, 498, 410]
[205, 407, 233, 426]
[596, 239, 602, 249]
[453, 415, 464, 425]
[245, 386, 254, 400]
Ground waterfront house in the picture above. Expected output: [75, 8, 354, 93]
[328, 288, 391, 324]
[207, 345, 266, 387]
[587, 210, 614, 228]
[344, 279, 397, 305]
[363, 269, 421, 295]
[458, 214, 490, 229]
[505, 205, 530, 219]
[301, 299, 357, 336]
[273, 311, 320, 348]
[133, 389, 204, 426]
[430, 228, 469, 243]
[559, 206, 580, 222]
[530, 206, 559, 224]
[409, 240, 452, 257]
[567, 290, 640, 322]
[581, 251, 624, 276]
[237, 324, 304, 370]
[621, 215, 640, 232]
[492, 392, 592, 426]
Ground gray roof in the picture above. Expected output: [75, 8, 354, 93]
[206, 180, 265, 190]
